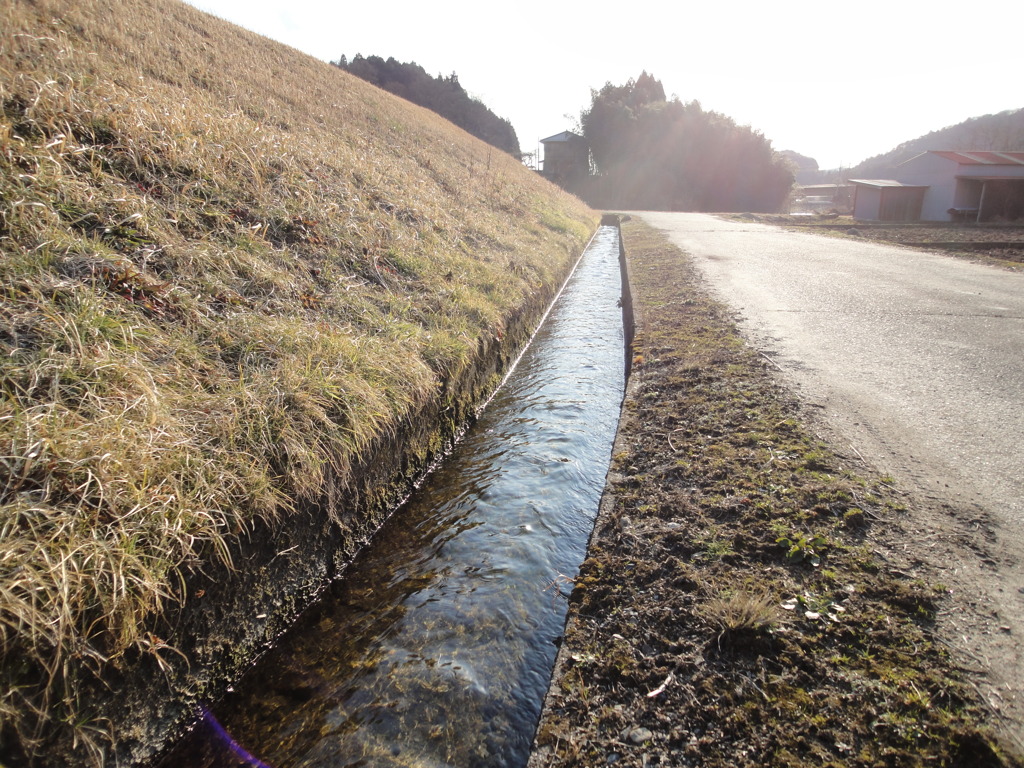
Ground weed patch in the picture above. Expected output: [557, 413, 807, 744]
[530, 220, 1020, 768]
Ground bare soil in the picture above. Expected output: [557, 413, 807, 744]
[529, 219, 1023, 768]
[742, 214, 1024, 269]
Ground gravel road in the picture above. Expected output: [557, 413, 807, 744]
[638, 211, 1024, 743]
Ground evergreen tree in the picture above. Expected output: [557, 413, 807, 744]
[333, 55, 521, 157]
[580, 74, 793, 212]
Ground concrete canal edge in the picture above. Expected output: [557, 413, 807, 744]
[607, 213, 636, 385]
[526, 218, 1023, 767]
[527, 214, 641, 767]
[93, 233, 596, 768]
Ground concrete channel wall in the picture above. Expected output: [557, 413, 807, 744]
[609, 214, 636, 383]
[82, 240, 594, 768]
[529, 214, 636, 768]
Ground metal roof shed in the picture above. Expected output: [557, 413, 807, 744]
[849, 179, 928, 221]
[896, 151, 1024, 222]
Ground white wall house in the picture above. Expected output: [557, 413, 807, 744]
[851, 151, 1024, 222]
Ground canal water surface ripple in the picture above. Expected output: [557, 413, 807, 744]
[184, 225, 625, 767]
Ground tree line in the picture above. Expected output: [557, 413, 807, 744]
[844, 107, 1024, 180]
[575, 72, 794, 212]
[333, 60, 794, 212]
[334, 54, 521, 158]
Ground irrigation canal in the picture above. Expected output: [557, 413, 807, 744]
[166, 225, 627, 767]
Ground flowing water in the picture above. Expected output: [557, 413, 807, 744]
[171, 225, 626, 768]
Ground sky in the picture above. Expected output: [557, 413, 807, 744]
[184, 0, 1023, 170]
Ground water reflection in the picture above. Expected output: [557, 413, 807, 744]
[171, 226, 625, 767]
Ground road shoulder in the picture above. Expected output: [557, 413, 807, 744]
[529, 219, 1021, 767]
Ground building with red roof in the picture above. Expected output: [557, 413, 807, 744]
[850, 151, 1024, 222]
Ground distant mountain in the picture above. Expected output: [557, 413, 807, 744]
[848, 107, 1024, 178]
[334, 54, 521, 157]
[778, 150, 820, 185]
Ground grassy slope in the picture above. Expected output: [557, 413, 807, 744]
[0, 0, 597, 760]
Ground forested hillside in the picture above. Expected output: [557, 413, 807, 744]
[334, 54, 521, 157]
[576, 73, 794, 212]
[846, 107, 1024, 178]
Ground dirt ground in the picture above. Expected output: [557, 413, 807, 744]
[528, 219, 1023, 768]
[744, 215, 1024, 269]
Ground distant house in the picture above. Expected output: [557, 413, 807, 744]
[851, 151, 1024, 222]
[540, 131, 589, 184]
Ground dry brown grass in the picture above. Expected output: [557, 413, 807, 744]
[0, 0, 597, 758]
[702, 589, 777, 635]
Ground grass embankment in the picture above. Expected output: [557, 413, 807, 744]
[530, 220, 1021, 767]
[0, 0, 597, 762]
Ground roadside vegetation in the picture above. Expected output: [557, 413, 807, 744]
[530, 219, 1022, 767]
[0, 0, 596, 761]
